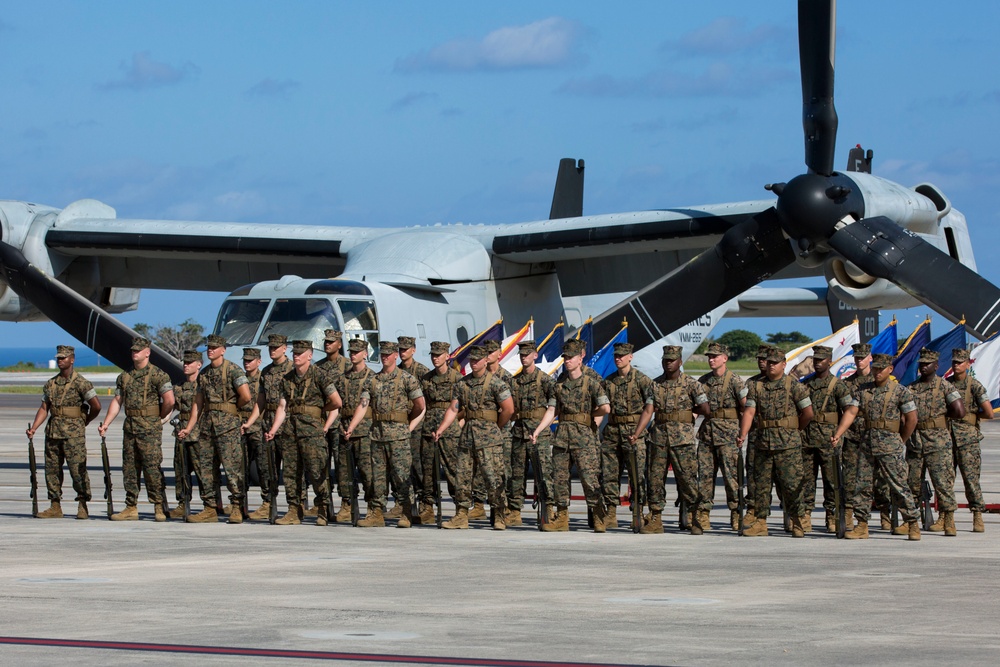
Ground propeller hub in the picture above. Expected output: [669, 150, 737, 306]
[775, 172, 863, 246]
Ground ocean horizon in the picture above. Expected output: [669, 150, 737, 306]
[0, 347, 104, 369]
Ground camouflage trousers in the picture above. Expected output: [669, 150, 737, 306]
[244, 429, 275, 504]
[854, 444, 918, 523]
[346, 434, 374, 506]
[473, 432, 511, 504]
[552, 444, 602, 509]
[202, 425, 246, 507]
[44, 436, 91, 503]
[186, 439, 219, 508]
[697, 443, 741, 512]
[508, 434, 553, 511]
[801, 446, 838, 514]
[953, 442, 984, 512]
[745, 434, 758, 501]
[906, 443, 957, 512]
[600, 436, 646, 508]
[456, 444, 506, 510]
[647, 442, 699, 512]
[281, 431, 329, 509]
[122, 431, 165, 507]
[327, 428, 354, 503]
[752, 447, 804, 520]
[373, 438, 411, 511]
[841, 436, 860, 510]
[424, 431, 461, 507]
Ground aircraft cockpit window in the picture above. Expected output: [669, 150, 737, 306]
[257, 298, 340, 348]
[337, 299, 379, 362]
[215, 299, 270, 346]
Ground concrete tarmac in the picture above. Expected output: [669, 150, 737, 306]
[0, 395, 998, 666]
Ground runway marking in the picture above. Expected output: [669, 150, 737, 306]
[0, 636, 670, 667]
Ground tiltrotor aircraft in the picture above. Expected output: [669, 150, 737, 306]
[1, 0, 998, 382]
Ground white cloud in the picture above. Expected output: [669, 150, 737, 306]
[97, 52, 198, 91]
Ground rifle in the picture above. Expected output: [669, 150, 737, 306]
[626, 446, 642, 533]
[736, 449, 745, 537]
[678, 497, 689, 530]
[920, 477, 934, 531]
[528, 443, 547, 531]
[266, 440, 278, 524]
[833, 446, 847, 538]
[347, 438, 360, 526]
[241, 433, 251, 518]
[100, 426, 114, 518]
[433, 442, 442, 529]
[27, 425, 38, 517]
[170, 418, 190, 521]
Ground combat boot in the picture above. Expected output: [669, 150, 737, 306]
[943, 510, 956, 537]
[358, 508, 385, 527]
[111, 505, 138, 521]
[442, 507, 469, 530]
[844, 521, 869, 539]
[397, 502, 412, 528]
[973, 511, 985, 533]
[592, 504, 607, 533]
[743, 517, 768, 537]
[314, 503, 329, 526]
[730, 509, 740, 531]
[791, 515, 805, 538]
[892, 523, 909, 535]
[228, 505, 243, 524]
[76, 501, 89, 520]
[154, 503, 167, 522]
[928, 512, 945, 532]
[880, 512, 892, 531]
[187, 506, 218, 523]
[542, 508, 569, 532]
[468, 502, 486, 520]
[385, 502, 403, 519]
[825, 511, 836, 533]
[275, 505, 302, 525]
[335, 500, 352, 523]
[604, 504, 617, 529]
[505, 508, 522, 527]
[741, 507, 757, 529]
[169, 502, 186, 519]
[418, 503, 435, 525]
[38, 501, 63, 519]
[800, 513, 812, 533]
[248, 502, 271, 521]
[907, 520, 921, 541]
[698, 509, 711, 531]
[690, 510, 703, 535]
[493, 511, 506, 531]
[640, 511, 664, 534]
[844, 511, 854, 532]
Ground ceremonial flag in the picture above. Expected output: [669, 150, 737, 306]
[540, 318, 594, 377]
[925, 321, 967, 377]
[869, 318, 899, 356]
[968, 333, 1000, 408]
[784, 321, 860, 379]
[894, 318, 931, 385]
[449, 319, 503, 374]
[587, 323, 628, 379]
[535, 320, 565, 364]
[577, 318, 594, 360]
[499, 319, 534, 374]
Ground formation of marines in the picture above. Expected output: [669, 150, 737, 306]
[27, 333, 993, 539]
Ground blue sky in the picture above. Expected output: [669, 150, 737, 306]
[1, 1, 999, 352]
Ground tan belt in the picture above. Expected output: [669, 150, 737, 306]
[514, 408, 547, 421]
[373, 410, 408, 423]
[710, 407, 738, 420]
[609, 413, 641, 426]
[869, 419, 900, 432]
[266, 403, 280, 412]
[559, 412, 591, 426]
[812, 411, 839, 425]
[655, 411, 694, 424]
[128, 405, 160, 418]
[207, 402, 238, 415]
[289, 405, 323, 418]
[465, 409, 498, 422]
[916, 416, 948, 430]
[756, 416, 799, 429]
[344, 404, 373, 420]
[953, 413, 978, 426]
[428, 401, 453, 410]
[51, 406, 83, 418]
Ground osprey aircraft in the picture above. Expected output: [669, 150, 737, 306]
[1, 0, 998, 382]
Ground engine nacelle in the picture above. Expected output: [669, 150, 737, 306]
[825, 257, 919, 310]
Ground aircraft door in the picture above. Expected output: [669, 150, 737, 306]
[446, 311, 476, 348]
[336, 298, 379, 362]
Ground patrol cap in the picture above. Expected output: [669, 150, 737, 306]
[952, 348, 970, 363]
[483, 339, 501, 353]
[468, 345, 488, 361]
[614, 343, 634, 356]
[811, 345, 833, 360]
[206, 334, 227, 348]
[291, 340, 313, 354]
[918, 347, 939, 363]
[763, 346, 786, 363]
[182, 349, 201, 363]
[242, 347, 261, 360]
[852, 343, 872, 357]
[131, 336, 151, 351]
[518, 340, 537, 354]
[756, 344, 771, 359]
[267, 334, 288, 348]
[379, 341, 398, 356]
[348, 338, 368, 354]
[55, 345, 75, 359]
[324, 329, 343, 342]
[430, 341, 451, 355]
[661, 345, 682, 360]
[871, 353, 894, 368]
[562, 339, 585, 357]
[397, 335, 416, 350]
[706, 342, 729, 356]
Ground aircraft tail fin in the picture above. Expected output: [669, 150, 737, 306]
[549, 158, 585, 219]
[846, 144, 873, 173]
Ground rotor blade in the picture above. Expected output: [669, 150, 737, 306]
[590, 207, 795, 349]
[799, 0, 838, 176]
[0, 241, 185, 383]
[828, 217, 1000, 340]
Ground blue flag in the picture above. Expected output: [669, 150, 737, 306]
[576, 319, 594, 360]
[536, 321, 565, 363]
[449, 320, 503, 373]
[894, 319, 931, 385]
[587, 326, 628, 379]
[869, 320, 898, 356]
[926, 322, 967, 377]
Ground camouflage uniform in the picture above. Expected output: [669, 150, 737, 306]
[549, 370, 609, 510]
[261, 351, 293, 505]
[420, 359, 463, 506]
[398, 340, 430, 507]
[842, 361, 870, 514]
[508, 364, 557, 511]
[601, 363, 655, 510]
[241, 358, 269, 505]
[948, 373, 988, 513]
[279, 363, 338, 509]
[116, 364, 172, 507]
[802, 370, 857, 515]
[649, 372, 708, 513]
[197, 358, 249, 508]
[745, 374, 811, 520]
[361, 363, 423, 511]
[473, 353, 513, 506]
[341, 346, 376, 507]
[173, 371, 210, 508]
[853, 377, 920, 524]
[907, 374, 961, 513]
[452, 371, 512, 511]
[41, 370, 97, 502]
[696, 368, 746, 513]
[316, 344, 350, 503]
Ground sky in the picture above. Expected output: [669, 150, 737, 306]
[1, 1, 999, 353]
